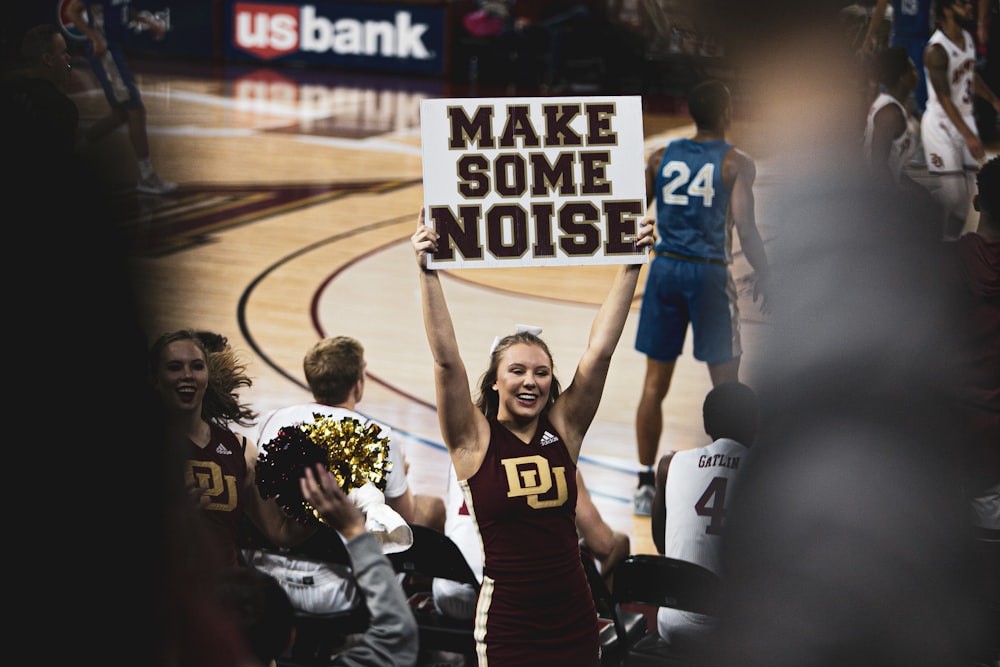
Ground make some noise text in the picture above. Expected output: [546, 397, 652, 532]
[428, 101, 644, 263]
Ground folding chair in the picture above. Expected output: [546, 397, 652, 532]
[580, 548, 648, 667]
[611, 554, 722, 667]
[239, 518, 371, 667]
[387, 523, 480, 664]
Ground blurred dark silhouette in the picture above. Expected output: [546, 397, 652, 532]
[1, 23, 254, 667]
[660, 2, 998, 664]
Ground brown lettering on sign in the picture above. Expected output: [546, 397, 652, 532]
[456, 154, 490, 198]
[531, 202, 557, 258]
[486, 205, 529, 259]
[579, 151, 611, 195]
[447, 104, 495, 149]
[455, 151, 614, 199]
[429, 201, 641, 263]
[499, 105, 542, 148]
[558, 202, 601, 257]
[429, 205, 484, 261]
[604, 200, 645, 255]
[542, 103, 583, 147]
[584, 102, 617, 145]
[529, 152, 577, 197]
[429, 97, 644, 267]
[495, 153, 527, 197]
[448, 102, 621, 151]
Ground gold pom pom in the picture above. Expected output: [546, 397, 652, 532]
[301, 413, 392, 493]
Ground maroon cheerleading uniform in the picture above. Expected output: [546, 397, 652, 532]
[186, 423, 248, 567]
[462, 415, 599, 666]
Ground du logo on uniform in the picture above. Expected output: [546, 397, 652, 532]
[501, 455, 568, 509]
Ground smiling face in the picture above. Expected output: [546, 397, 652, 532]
[493, 342, 553, 422]
[154, 339, 209, 416]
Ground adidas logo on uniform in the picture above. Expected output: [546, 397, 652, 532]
[539, 431, 559, 447]
[216, 443, 232, 455]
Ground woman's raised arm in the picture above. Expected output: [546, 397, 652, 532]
[550, 215, 655, 455]
[412, 209, 489, 478]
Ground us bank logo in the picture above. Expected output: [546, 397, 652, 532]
[229, 1, 445, 73]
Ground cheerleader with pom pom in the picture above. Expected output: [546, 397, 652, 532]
[149, 329, 316, 567]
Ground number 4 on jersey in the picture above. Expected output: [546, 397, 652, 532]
[694, 476, 728, 535]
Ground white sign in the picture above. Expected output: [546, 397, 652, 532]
[420, 96, 648, 269]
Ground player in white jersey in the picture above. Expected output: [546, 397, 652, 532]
[864, 47, 922, 189]
[650, 382, 759, 649]
[921, 0, 1000, 239]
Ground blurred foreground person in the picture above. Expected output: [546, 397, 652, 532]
[680, 1, 996, 664]
[947, 155, 1000, 663]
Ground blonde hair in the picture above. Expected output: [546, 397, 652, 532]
[303, 336, 364, 405]
[474, 332, 561, 419]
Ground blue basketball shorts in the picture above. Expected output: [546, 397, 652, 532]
[634, 254, 741, 364]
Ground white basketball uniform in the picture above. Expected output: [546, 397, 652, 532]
[658, 437, 748, 644]
[863, 92, 918, 186]
[921, 28, 979, 174]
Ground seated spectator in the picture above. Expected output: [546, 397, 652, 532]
[0, 23, 78, 160]
[301, 464, 420, 667]
[217, 464, 420, 667]
[650, 382, 759, 649]
[249, 335, 445, 613]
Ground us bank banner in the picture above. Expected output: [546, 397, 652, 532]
[420, 96, 648, 269]
[227, 1, 447, 74]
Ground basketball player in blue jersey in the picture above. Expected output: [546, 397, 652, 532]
[632, 79, 772, 516]
[67, 0, 177, 194]
[411, 209, 654, 666]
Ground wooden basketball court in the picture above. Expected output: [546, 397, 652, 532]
[73, 54, 995, 559]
